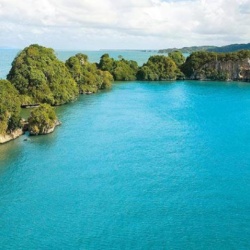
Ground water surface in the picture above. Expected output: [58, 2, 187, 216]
[1, 81, 250, 249]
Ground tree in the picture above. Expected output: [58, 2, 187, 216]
[181, 50, 250, 80]
[168, 51, 185, 67]
[137, 55, 183, 81]
[98, 54, 115, 73]
[180, 51, 217, 77]
[98, 54, 139, 81]
[65, 53, 113, 93]
[28, 104, 58, 135]
[0, 80, 21, 135]
[7, 44, 79, 105]
[113, 59, 138, 81]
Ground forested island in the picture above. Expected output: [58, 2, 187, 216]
[1, 44, 250, 143]
[158, 42, 250, 53]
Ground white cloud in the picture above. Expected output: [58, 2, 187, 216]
[0, 0, 249, 49]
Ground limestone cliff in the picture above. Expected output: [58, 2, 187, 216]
[29, 120, 61, 136]
[191, 58, 250, 81]
[0, 129, 24, 144]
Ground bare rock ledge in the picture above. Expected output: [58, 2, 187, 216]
[0, 129, 24, 144]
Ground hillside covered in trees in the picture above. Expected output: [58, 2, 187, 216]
[0, 44, 115, 142]
[1, 44, 250, 143]
[28, 104, 60, 135]
[137, 54, 184, 81]
[181, 50, 250, 81]
[7, 44, 79, 106]
[0, 80, 21, 135]
[66, 53, 113, 94]
[98, 54, 139, 81]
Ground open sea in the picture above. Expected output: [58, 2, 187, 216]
[0, 49, 250, 249]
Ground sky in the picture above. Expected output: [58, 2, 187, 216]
[0, 0, 250, 50]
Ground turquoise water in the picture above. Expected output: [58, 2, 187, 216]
[1, 80, 250, 249]
[0, 49, 20, 79]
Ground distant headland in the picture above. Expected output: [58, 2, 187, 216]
[158, 42, 250, 54]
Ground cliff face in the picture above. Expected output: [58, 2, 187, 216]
[29, 120, 61, 136]
[191, 58, 250, 81]
[0, 129, 24, 144]
[0, 120, 61, 143]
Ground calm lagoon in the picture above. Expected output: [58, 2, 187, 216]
[1, 80, 250, 249]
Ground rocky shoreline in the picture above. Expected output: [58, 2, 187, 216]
[190, 58, 250, 81]
[29, 120, 61, 136]
[0, 120, 61, 144]
[0, 129, 24, 144]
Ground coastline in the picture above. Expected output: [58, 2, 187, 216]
[0, 129, 24, 144]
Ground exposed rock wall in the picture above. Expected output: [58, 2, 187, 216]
[29, 120, 61, 136]
[191, 58, 250, 81]
[0, 129, 24, 144]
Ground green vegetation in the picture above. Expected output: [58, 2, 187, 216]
[7, 44, 79, 106]
[98, 54, 138, 81]
[181, 51, 218, 77]
[137, 55, 184, 81]
[1, 44, 250, 141]
[159, 46, 217, 54]
[159, 43, 250, 54]
[65, 53, 113, 93]
[28, 104, 58, 135]
[0, 80, 21, 135]
[181, 50, 250, 80]
[168, 51, 186, 67]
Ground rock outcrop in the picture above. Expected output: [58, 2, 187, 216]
[27, 103, 61, 136]
[191, 58, 250, 81]
[0, 129, 24, 144]
[29, 120, 61, 136]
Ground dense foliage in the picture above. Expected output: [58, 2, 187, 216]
[1, 44, 250, 141]
[28, 104, 58, 135]
[168, 51, 186, 67]
[98, 54, 138, 81]
[7, 44, 79, 105]
[181, 50, 250, 78]
[181, 51, 217, 77]
[0, 80, 21, 134]
[137, 55, 184, 81]
[65, 53, 113, 93]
